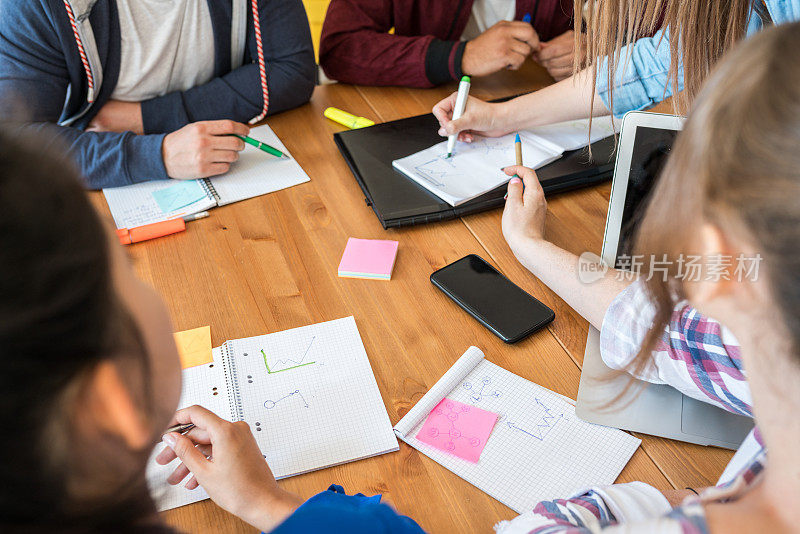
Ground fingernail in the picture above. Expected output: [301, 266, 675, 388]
[510, 177, 522, 185]
[162, 433, 176, 447]
[438, 128, 446, 136]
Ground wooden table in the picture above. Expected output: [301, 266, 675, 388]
[92, 61, 733, 534]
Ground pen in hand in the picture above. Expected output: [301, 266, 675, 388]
[233, 134, 290, 160]
[504, 133, 524, 200]
[164, 423, 196, 436]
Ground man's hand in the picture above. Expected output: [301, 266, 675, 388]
[158, 405, 303, 532]
[462, 21, 541, 77]
[535, 30, 577, 81]
[87, 100, 144, 134]
[161, 120, 249, 179]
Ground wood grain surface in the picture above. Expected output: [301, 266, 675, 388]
[89, 60, 733, 534]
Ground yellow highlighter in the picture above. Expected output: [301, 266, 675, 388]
[324, 107, 375, 129]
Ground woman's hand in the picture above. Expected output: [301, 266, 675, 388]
[432, 94, 513, 143]
[157, 405, 302, 532]
[501, 165, 548, 251]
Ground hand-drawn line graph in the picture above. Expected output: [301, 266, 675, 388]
[261, 336, 316, 374]
[264, 390, 309, 410]
[413, 155, 462, 188]
[425, 400, 482, 450]
[472, 137, 514, 156]
[463, 377, 501, 403]
[506, 398, 566, 441]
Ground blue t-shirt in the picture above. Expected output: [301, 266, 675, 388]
[269, 485, 426, 534]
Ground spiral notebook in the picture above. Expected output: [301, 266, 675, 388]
[103, 124, 310, 229]
[147, 317, 398, 511]
[393, 346, 641, 513]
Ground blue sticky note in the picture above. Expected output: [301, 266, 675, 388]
[152, 180, 206, 213]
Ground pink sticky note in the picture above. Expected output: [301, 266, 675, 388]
[416, 398, 498, 463]
[338, 238, 399, 280]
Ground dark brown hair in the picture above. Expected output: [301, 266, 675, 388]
[0, 130, 164, 532]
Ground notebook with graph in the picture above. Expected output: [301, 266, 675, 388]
[392, 117, 618, 207]
[147, 317, 398, 511]
[393, 346, 641, 513]
[103, 124, 310, 229]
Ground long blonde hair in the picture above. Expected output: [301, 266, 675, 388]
[630, 22, 800, 378]
[576, 0, 755, 113]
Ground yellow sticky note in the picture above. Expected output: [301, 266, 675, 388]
[174, 326, 213, 369]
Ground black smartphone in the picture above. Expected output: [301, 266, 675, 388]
[430, 254, 555, 343]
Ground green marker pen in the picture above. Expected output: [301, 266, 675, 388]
[235, 134, 290, 159]
[446, 76, 471, 158]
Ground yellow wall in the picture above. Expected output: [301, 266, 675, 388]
[303, 0, 331, 61]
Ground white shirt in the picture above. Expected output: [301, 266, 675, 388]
[461, 0, 517, 41]
[113, 0, 216, 102]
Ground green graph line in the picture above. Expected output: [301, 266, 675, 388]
[261, 349, 316, 374]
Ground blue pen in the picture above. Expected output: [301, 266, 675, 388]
[522, 13, 532, 23]
[504, 133, 525, 200]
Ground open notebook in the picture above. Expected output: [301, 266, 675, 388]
[103, 125, 310, 229]
[147, 317, 398, 511]
[392, 117, 618, 206]
[394, 346, 640, 513]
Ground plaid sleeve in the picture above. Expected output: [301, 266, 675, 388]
[494, 482, 672, 534]
[600, 281, 752, 416]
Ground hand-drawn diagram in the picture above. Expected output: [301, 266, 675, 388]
[424, 400, 483, 451]
[264, 390, 309, 411]
[463, 377, 502, 403]
[261, 336, 316, 374]
[471, 137, 514, 157]
[413, 155, 463, 189]
[506, 398, 565, 441]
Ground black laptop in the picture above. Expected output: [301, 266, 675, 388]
[334, 112, 617, 229]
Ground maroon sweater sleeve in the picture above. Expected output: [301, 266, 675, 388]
[319, 0, 465, 87]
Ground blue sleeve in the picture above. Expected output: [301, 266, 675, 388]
[268, 485, 426, 534]
[0, 0, 168, 189]
[594, 29, 682, 118]
[140, 0, 316, 133]
[595, 0, 800, 117]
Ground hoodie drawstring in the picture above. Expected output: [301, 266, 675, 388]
[249, 0, 269, 123]
[63, 0, 269, 120]
[62, 0, 96, 103]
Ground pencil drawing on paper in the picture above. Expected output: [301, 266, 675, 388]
[506, 398, 565, 441]
[425, 400, 482, 450]
[413, 155, 462, 189]
[264, 390, 309, 411]
[463, 377, 502, 403]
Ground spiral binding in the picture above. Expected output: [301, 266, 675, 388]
[200, 178, 221, 204]
[221, 342, 245, 422]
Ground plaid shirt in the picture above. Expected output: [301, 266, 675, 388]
[495, 281, 762, 534]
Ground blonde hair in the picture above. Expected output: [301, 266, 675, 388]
[631, 22, 800, 375]
[576, 0, 755, 113]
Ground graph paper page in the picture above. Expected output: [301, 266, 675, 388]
[208, 124, 310, 205]
[102, 180, 216, 229]
[395, 350, 641, 513]
[146, 347, 231, 511]
[225, 316, 398, 479]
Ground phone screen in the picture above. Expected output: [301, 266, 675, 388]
[430, 255, 555, 343]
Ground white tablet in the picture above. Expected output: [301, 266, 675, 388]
[601, 111, 683, 266]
